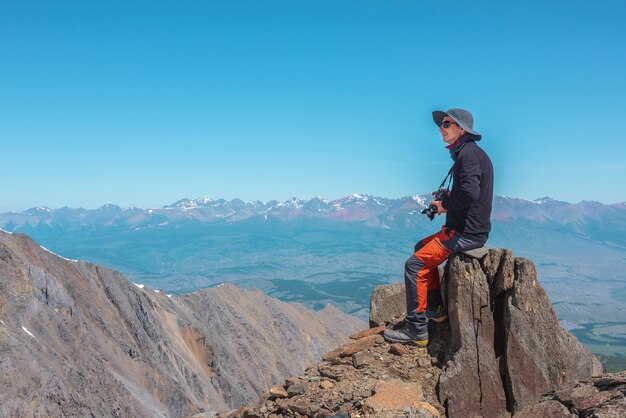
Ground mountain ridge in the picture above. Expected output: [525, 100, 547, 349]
[0, 230, 365, 416]
[3, 194, 625, 232]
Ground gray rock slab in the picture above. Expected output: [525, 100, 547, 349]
[369, 282, 405, 327]
[459, 245, 489, 259]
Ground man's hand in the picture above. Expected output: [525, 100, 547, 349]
[430, 199, 447, 215]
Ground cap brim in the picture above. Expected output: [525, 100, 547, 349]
[432, 110, 447, 127]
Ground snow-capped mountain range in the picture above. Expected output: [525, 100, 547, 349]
[1, 194, 625, 232]
[3, 193, 625, 344]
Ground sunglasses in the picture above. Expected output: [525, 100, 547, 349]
[440, 120, 458, 128]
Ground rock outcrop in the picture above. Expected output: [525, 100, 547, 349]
[0, 231, 365, 417]
[438, 250, 508, 417]
[439, 249, 603, 417]
[229, 247, 614, 417]
[370, 248, 602, 417]
[366, 248, 604, 417]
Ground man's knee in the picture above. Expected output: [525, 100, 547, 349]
[405, 255, 423, 274]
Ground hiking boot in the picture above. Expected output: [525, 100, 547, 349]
[426, 305, 448, 323]
[383, 326, 428, 346]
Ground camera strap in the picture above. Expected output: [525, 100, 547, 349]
[438, 165, 454, 191]
[437, 141, 468, 191]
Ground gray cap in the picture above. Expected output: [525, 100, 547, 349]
[432, 108, 481, 140]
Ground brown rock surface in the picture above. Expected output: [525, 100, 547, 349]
[322, 335, 383, 361]
[0, 231, 365, 417]
[493, 249, 515, 295]
[319, 380, 333, 390]
[479, 247, 503, 285]
[502, 257, 603, 412]
[513, 400, 576, 418]
[352, 351, 374, 369]
[269, 386, 288, 398]
[349, 325, 385, 340]
[363, 380, 433, 414]
[515, 371, 626, 417]
[438, 254, 508, 417]
[439, 249, 604, 417]
[389, 343, 409, 356]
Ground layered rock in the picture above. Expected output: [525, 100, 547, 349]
[0, 231, 365, 417]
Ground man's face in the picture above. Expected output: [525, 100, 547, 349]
[439, 116, 465, 145]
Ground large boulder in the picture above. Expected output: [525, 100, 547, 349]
[437, 254, 508, 417]
[439, 249, 603, 417]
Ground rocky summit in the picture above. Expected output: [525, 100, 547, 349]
[0, 231, 365, 417]
[228, 248, 624, 418]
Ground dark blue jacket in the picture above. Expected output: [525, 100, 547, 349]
[441, 136, 494, 242]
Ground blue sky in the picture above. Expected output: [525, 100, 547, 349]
[1, 0, 625, 211]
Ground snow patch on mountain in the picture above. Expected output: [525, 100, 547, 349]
[3, 194, 622, 230]
[278, 197, 304, 210]
[39, 245, 78, 263]
[411, 195, 428, 206]
[21, 326, 37, 340]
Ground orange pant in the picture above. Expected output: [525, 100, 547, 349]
[404, 227, 458, 334]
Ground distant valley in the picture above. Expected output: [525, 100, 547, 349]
[2, 194, 626, 369]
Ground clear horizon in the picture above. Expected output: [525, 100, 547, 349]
[2, 1, 625, 212]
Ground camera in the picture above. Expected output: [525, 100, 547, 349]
[421, 188, 448, 221]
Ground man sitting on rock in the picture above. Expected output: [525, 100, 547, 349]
[384, 108, 494, 346]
